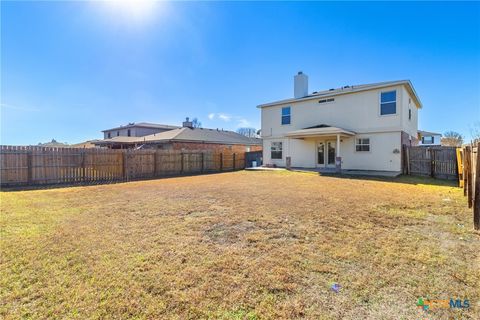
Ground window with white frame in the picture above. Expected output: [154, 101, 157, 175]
[355, 138, 370, 152]
[271, 142, 283, 159]
[281, 107, 291, 125]
[422, 136, 434, 144]
[380, 90, 396, 115]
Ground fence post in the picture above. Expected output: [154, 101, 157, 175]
[233, 153, 236, 170]
[153, 151, 157, 177]
[123, 151, 128, 181]
[220, 153, 223, 171]
[456, 148, 463, 188]
[181, 152, 184, 174]
[27, 150, 33, 184]
[474, 143, 480, 230]
[201, 152, 204, 173]
[465, 146, 472, 208]
[405, 146, 410, 175]
[463, 147, 467, 196]
[81, 150, 86, 182]
[430, 148, 435, 178]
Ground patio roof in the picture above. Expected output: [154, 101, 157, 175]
[285, 126, 355, 139]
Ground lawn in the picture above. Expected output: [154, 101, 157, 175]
[1, 171, 479, 319]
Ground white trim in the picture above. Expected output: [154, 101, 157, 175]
[379, 90, 398, 117]
[355, 137, 371, 153]
[281, 106, 291, 126]
[270, 141, 283, 160]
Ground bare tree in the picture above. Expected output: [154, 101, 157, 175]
[191, 118, 202, 128]
[441, 131, 464, 147]
[236, 127, 258, 138]
[470, 121, 480, 143]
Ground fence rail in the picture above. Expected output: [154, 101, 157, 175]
[0, 146, 246, 188]
[459, 143, 479, 230]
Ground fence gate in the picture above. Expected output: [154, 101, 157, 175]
[245, 151, 263, 168]
[404, 146, 458, 179]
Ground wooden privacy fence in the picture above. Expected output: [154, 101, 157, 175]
[458, 143, 479, 230]
[403, 146, 458, 180]
[0, 146, 246, 188]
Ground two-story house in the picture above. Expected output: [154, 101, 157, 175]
[258, 72, 422, 173]
[418, 130, 442, 146]
[102, 122, 179, 139]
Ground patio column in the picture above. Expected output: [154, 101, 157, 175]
[336, 134, 342, 173]
[336, 134, 340, 157]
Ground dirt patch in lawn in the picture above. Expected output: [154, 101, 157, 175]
[1, 171, 479, 319]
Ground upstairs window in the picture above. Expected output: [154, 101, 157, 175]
[271, 142, 283, 159]
[117, 131, 120, 136]
[127, 129, 131, 137]
[409, 108, 412, 120]
[422, 136, 433, 144]
[355, 138, 370, 152]
[281, 107, 291, 125]
[107, 132, 111, 138]
[380, 90, 396, 115]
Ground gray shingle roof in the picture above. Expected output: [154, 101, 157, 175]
[102, 122, 180, 132]
[257, 80, 422, 109]
[418, 130, 442, 136]
[96, 127, 262, 146]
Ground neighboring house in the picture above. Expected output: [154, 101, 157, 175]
[258, 72, 422, 173]
[102, 122, 179, 139]
[36, 139, 69, 147]
[70, 140, 101, 148]
[418, 130, 442, 146]
[95, 118, 262, 153]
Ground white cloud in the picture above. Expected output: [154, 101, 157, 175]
[207, 112, 252, 128]
[0, 103, 40, 112]
[238, 119, 251, 127]
[218, 113, 232, 122]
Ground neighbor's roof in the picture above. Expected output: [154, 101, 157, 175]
[285, 125, 355, 138]
[102, 122, 180, 132]
[418, 130, 442, 136]
[257, 80, 422, 109]
[95, 127, 262, 146]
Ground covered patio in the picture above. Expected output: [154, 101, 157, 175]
[285, 125, 355, 171]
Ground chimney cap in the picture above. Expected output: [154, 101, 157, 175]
[182, 117, 193, 128]
[298, 71, 303, 75]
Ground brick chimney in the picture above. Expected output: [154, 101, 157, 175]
[182, 117, 193, 128]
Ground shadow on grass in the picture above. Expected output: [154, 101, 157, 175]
[0, 171, 237, 192]
[318, 173, 459, 187]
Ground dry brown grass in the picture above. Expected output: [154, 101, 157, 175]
[1, 171, 479, 319]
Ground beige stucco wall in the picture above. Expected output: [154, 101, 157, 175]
[263, 131, 402, 171]
[400, 86, 419, 138]
[261, 84, 419, 139]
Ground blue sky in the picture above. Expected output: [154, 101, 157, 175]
[1, 1, 479, 145]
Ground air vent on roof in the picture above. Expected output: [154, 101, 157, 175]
[312, 91, 318, 94]
[343, 85, 350, 89]
[329, 88, 335, 91]
[318, 98, 335, 104]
